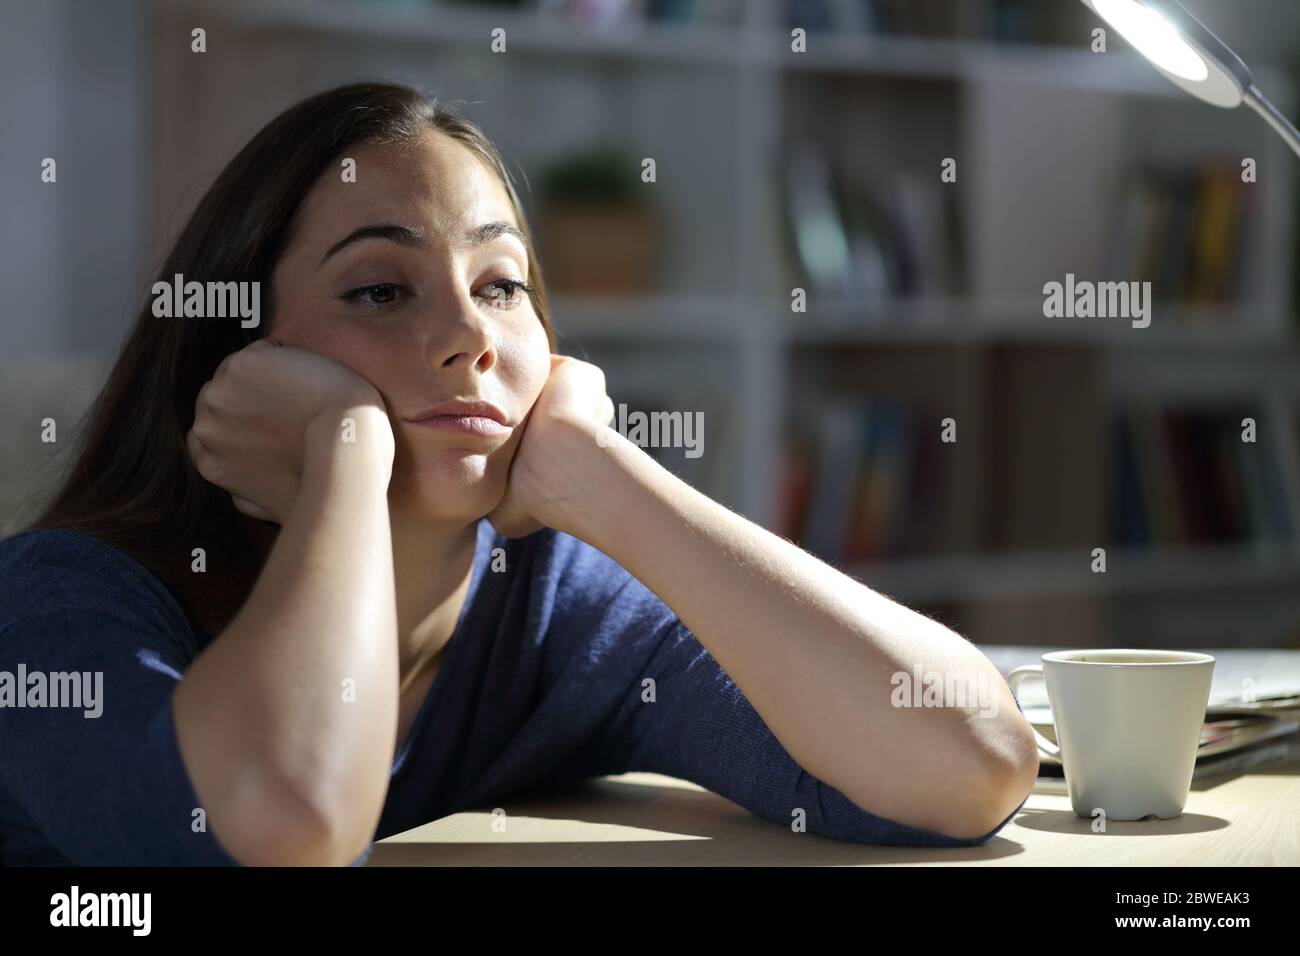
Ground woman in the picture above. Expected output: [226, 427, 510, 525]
[0, 82, 1037, 866]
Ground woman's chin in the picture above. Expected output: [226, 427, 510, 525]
[388, 453, 508, 524]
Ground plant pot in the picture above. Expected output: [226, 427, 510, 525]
[537, 202, 659, 296]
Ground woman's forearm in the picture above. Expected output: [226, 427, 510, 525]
[173, 407, 397, 865]
[544, 415, 1038, 840]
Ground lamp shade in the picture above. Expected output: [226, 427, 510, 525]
[1078, 0, 1253, 108]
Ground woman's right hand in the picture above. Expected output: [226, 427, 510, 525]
[186, 338, 394, 524]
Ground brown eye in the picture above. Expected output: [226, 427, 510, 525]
[481, 279, 535, 309]
[340, 283, 403, 307]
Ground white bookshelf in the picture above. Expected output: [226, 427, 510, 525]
[171, 0, 1300, 641]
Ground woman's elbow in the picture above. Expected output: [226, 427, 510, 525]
[210, 776, 372, 866]
[934, 710, 1040, 841]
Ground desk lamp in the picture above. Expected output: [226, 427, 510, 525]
[1078, 0, 1300, 158]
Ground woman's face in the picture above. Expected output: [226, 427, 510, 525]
[268, 129, 552, 523]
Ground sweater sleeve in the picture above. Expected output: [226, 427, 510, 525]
[0, 529, 257, 864]
[547, 533, 1025, 848]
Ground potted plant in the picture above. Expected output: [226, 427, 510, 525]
[535, 145, 660, 296]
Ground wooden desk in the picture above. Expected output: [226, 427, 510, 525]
[370, 751, 1300, 866]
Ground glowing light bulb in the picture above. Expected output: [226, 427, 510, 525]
[1093, 0, 1209, 81]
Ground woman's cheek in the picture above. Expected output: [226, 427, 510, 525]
[525, 323, 555, 400]
[523, 351, 551, 407]
[497, 326, 552, 410]
[273, 314, 393, 392]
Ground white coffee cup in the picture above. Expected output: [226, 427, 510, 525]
[1006, 649, 1215, 821]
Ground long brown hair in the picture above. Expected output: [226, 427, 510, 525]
[30, 81, 554, 637]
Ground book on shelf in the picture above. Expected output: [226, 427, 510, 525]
[780, 141, 856, 297]
[1100, 165, 1251, 312]
[777, 140, 961, 304]
[1107, 406, 1295, 549]
[777, 396, 942, 562]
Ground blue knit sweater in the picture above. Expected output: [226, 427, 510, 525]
[0, 521, 1023, 865]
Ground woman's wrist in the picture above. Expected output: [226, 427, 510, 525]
[304, 403, 395, 485]
[535, 412, 657, 544]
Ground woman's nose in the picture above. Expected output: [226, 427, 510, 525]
[425, 288, 496, 373]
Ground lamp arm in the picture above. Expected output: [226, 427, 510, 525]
[1244, 84, 1300, 160]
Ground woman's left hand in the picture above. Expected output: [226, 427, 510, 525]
[487, 354, 615, 538]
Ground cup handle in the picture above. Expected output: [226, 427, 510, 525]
[1006, 665, 1061, 761]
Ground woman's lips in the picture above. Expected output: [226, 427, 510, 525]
[406, 414, 512, 438]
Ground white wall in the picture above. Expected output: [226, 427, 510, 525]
[0, 0, 145, 360]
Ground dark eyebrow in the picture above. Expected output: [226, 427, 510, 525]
[463, 220, 528, 250]
[321, 224, 427, 264]
[320, 220, 527, 265]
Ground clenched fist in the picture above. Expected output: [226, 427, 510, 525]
[187, 338, 394, 524]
